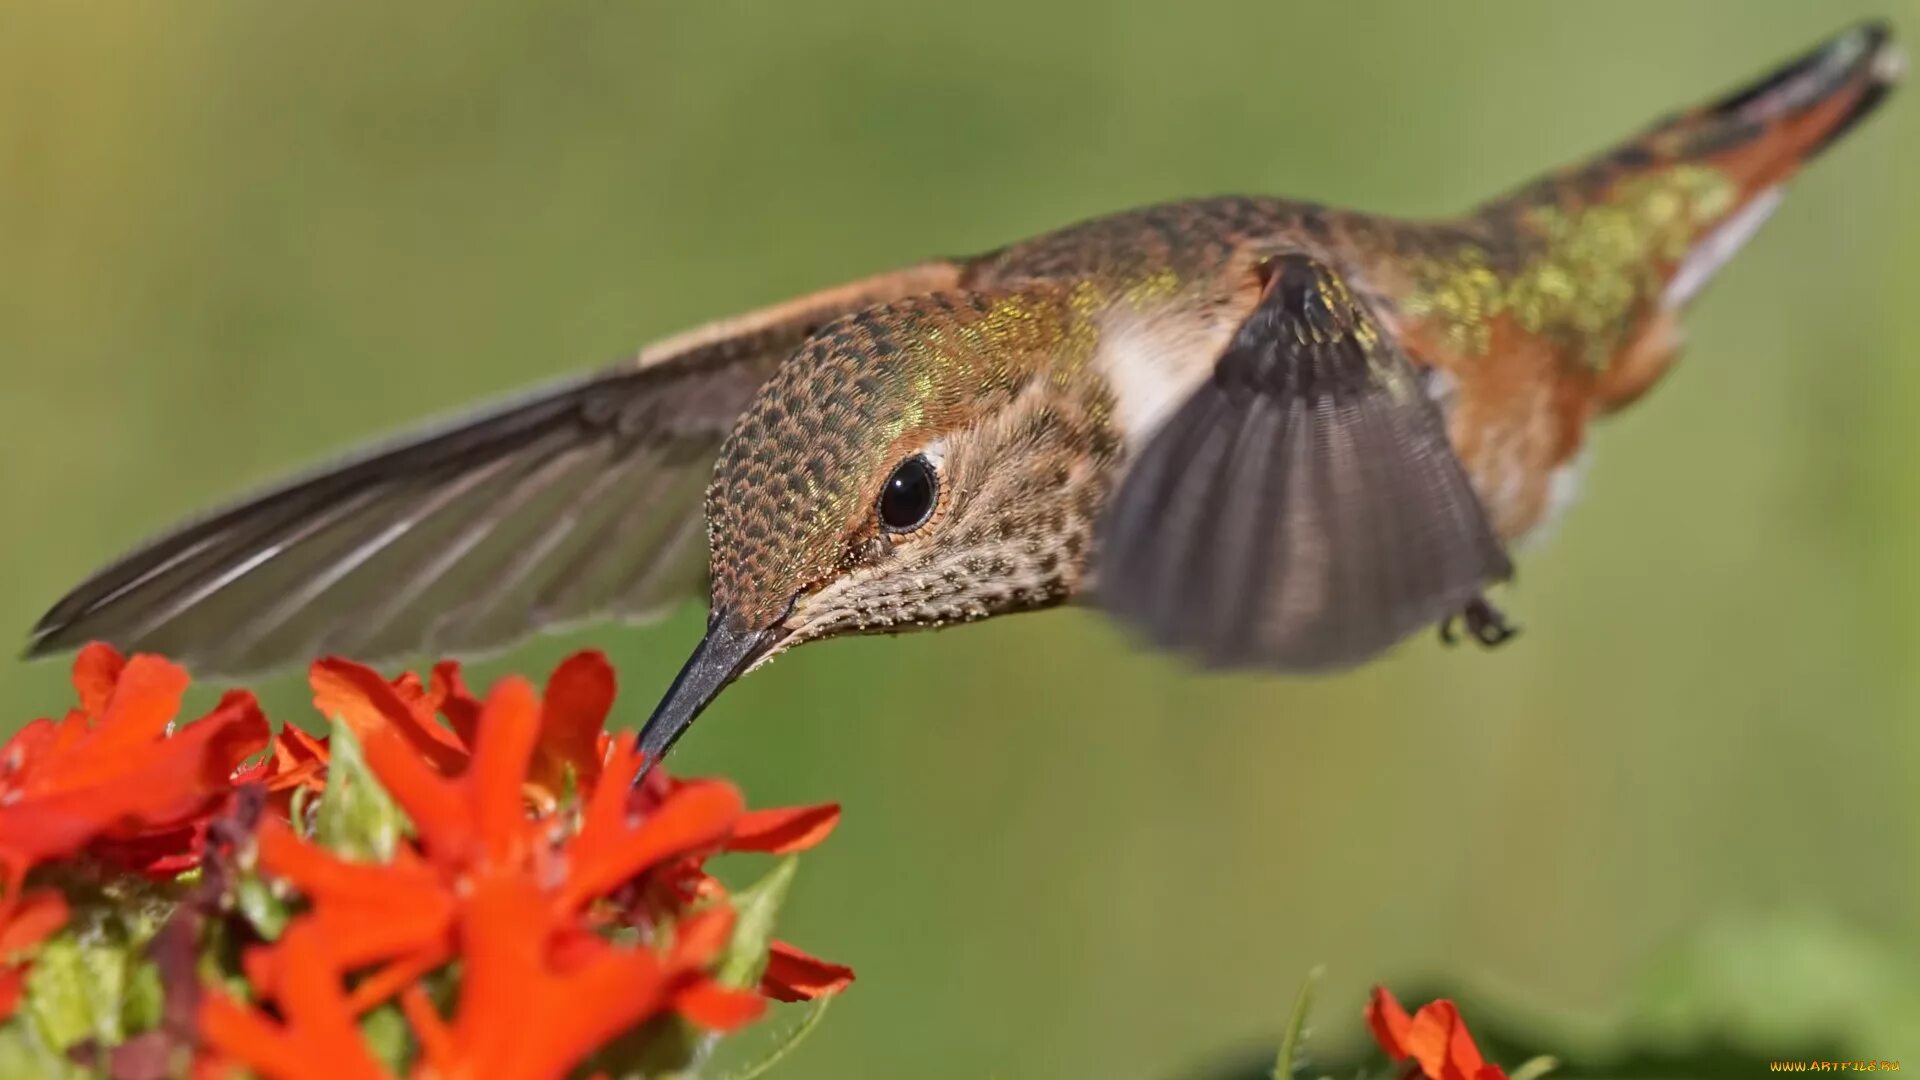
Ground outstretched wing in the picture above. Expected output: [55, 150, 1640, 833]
[28, 261, 962, 677]
[1097, 253, 1511, 671]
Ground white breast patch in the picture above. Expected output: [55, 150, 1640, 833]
[1094, 305, 1238, 448]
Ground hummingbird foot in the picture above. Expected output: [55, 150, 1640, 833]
[1438, 596, 1518, 650]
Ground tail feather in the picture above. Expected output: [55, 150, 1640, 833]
[1463, 23, 1901, 409]
[1488, 22, 1900, 215]
[1652, 20, 1903, 193]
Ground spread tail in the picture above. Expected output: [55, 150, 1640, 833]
[1470, 22, 1901, 407]
[1628, 19, 1901, 196]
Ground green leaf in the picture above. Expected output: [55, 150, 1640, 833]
[585, 1015, 703, 1080]
[361, 1002, 414, 1074]
[0, 1021, 86, 1080]
[288, 783, 315, 838]
[17, 889, 172, 1057]
[716, 857, 799, 990]
[1627, 910, 1920, 1056]
[1272, 965, 1323, 1080]
[314, 721, 407, 861]
[593, 859, 811, 1080]
[119, 955, 163, 1040]
[1508, 1055, 1558, 1080]
[233, 873, 289, 942]
[724, 996, 833, 1080]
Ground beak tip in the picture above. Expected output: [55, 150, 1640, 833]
[629, 619, 771, 781]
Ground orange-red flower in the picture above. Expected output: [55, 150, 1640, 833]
[202, 652, 851, 1080]
[0, 644, 270, 1015]
[1366, 986, 1510, 1080]
[0, 643, 849, 1069]
[0, 644, 268, 876]
[310, 651, 851, 1003]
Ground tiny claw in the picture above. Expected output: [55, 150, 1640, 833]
[1463, 597, 1518, 649]
[1439, 596, 1518, 651]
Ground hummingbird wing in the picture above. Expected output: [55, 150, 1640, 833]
[27, 261, 962, 678]
[1097, 253, 1512, 671]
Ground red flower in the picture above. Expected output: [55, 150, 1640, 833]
[0, 644, 268, 872]
[0, 644, 269, 1014]
[314, 651, 851, 1004]
[202, 652, 848, 1080]
[199, 923, 397, 1080]
[1366, 986, 1510, 1080]
[243, 722, 332, 817]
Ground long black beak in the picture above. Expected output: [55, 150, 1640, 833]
[632, 617, 771, 780]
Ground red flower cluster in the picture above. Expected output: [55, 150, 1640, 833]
[0, 644, 850, 1079]
[0, 645, 273, 1012]
[203, 652, 850, 1078]
[1366, 986, 1509, 1080]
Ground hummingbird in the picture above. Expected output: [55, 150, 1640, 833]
[27, 23, 1902, 768]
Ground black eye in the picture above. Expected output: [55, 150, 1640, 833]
[878, 455, 938, 533]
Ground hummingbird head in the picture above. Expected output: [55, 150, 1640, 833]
[635, 287, 1121, 764]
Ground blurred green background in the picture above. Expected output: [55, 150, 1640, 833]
[2, 2, 1917, 1075]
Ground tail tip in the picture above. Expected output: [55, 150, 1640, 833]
[1833, 19, 1903, 90]
[1868, 30, 1908, 88]
[1695, 20, 1904, 166]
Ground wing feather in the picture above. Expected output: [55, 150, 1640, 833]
[1098, 254, 1511, 671]
[28, 261, 962, 676]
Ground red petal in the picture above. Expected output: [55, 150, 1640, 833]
[547, 924, 615, 973]
[450, 873, 550, 1047]
[386, 672, 438, 728]
[0, 890, 68, 953]
[0, 704, 262, 867]
[355, 723, 467, 859]
[430, 662, 481, 748]
[242, 945, 277, 1000]
[341, 949, 448, 1015]
[71, 642, 126, 719]
[198, 925, 395, 1080]
[272, 925, 389, 1067]
[582, 738, 643, 844]
[260, 726, 330, 812]
[502, 949, 674, 1076]
[760, 940, 854, 1002]
[204, 691, 272, 775]
[0, 718, 60, 785]
[257, 821, 440, 905]
[86, 653, 190, 754]
[534, 651, 615, 793]
[1366, 985, 1415, 1061]
[256, 823, 454, 973]
[450, 872, 673, 1077]
[466, 678, 542, 868]
[276, 724, 330, 767]
[1441, 1002, 1491, 1077]
[0, 965, 25, 1022]
[399, 984, 455, 1074]
[727, 803, 841, 854]
[88, 825, 207, 878]
[673, 979, 766, 1031]
[562, 780, 742, 911]
[1402, 999, 1491, 1080]
[668, 905, 736, 970]
[310, 659, 467, 776]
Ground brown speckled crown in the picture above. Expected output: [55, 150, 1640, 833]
[704, 287, 1095, 630]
